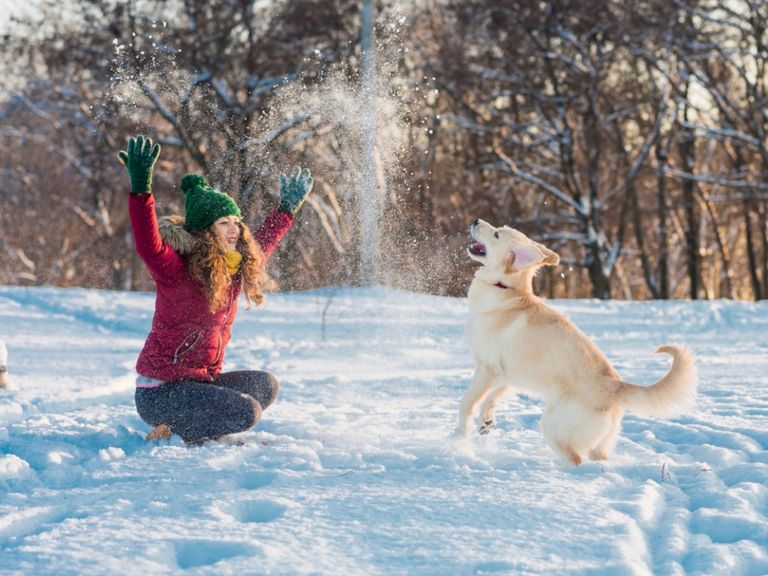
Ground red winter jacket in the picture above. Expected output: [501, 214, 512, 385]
[129, 193, 293, 382]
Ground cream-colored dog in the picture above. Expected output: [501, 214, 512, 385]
[457, 219, 696, 465]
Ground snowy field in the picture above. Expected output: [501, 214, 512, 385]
[0, 285, 766, 575]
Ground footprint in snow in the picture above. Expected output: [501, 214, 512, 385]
[217, 499, 289, 524]
[171, 539, 258, 569]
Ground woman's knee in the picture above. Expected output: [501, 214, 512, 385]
[260, 372, 279, 409]
[235, 370, 279, 408]
[247, 397, 263, 427]
[135, 386, 170, 426]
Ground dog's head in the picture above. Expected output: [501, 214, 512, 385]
[468, 219, 559, 284]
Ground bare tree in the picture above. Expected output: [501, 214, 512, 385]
[1, 0, 365, 291]
[423, 1, 672, 298]
[3, 0, 768, 300]
[672, 0, 768, 299]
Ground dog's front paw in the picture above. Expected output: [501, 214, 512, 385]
[479, 419, 496, 435]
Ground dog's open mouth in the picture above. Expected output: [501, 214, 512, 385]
[468, 242, 487, 257]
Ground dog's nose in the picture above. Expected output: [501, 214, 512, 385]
[472, 219, 480, 227]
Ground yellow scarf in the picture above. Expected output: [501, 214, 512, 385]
[225, 250, 242, 276]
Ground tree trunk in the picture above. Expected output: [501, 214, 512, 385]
[585, 92, 610, 299]
[586, 235, 611, 299]
[678, 119, 699, 299]
[760, 200, 768, 300]
[655, 141, 669, 299]
[736, 145, 764, 300]
[630, 183, 660, 298]
[698, 192, 734, 299]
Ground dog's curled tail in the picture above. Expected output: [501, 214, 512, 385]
[619, 345, 697, 417]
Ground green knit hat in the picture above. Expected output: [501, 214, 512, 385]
[179, 173, 241, 232]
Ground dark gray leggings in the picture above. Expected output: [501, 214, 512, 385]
[135, 370, 279, 443]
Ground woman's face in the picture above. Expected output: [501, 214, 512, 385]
[212, 216, 241, 250]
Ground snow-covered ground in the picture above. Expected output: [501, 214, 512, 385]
[0, 285, 766, 575]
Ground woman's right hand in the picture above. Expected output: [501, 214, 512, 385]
[118, 135, 161, 195]
[278, 166, 314, 215]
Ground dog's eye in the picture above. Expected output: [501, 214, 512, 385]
[494, 232, 499, 239]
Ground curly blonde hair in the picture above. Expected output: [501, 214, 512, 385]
[187, 222, 270, 311]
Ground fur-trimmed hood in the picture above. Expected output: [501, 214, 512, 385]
[158, 215, 198, 255]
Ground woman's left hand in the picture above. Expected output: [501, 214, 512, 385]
[278, 167, 314, 216]
[118, 135, 161, 195]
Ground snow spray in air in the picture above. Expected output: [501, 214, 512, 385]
[107, 7, 426, 288]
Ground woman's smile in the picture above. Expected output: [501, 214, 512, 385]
[213, 216, 242, 250]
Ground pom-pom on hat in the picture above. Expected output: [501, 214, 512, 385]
[179, 173, 241, 232]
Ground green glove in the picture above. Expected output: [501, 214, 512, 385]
[118, 135, 161, 194]
[278, 166, 314, 216]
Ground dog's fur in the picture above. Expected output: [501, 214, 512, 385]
[457, 219, 696, 465]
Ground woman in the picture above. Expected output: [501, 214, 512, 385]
[118, 135, 313, 444]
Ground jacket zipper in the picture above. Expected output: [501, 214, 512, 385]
[211, 283, 236, 367]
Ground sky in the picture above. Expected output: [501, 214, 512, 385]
[0, 285, 766, 575]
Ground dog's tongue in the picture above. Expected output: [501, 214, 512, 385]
[469, 242, 486, 256]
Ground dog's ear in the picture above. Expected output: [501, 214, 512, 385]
[538, 244, 560, 266]
[505, 244, 559, 273]
[505, 245, 540, 273]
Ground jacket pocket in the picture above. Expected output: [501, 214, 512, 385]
[172, 329, 202, 365]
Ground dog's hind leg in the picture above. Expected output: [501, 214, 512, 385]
[589, 407, 622, 461]
[456, 364, 500, 438]
[478, 385, 513, 435]
[540, 401, 601, 466]
[541, 413, 580, 464]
